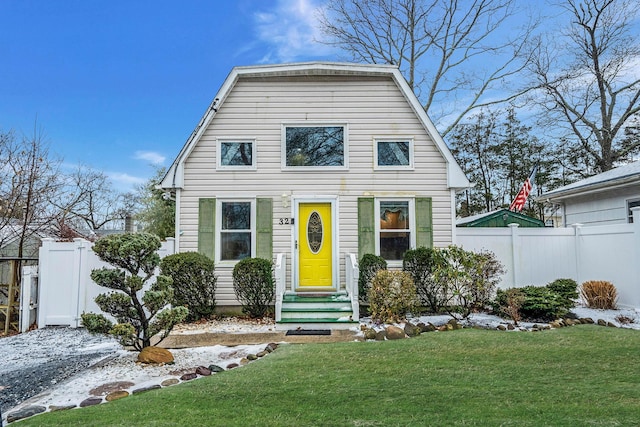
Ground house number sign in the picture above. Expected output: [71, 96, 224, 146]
[278, 218, 294, 225]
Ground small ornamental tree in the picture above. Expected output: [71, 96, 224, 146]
[358, 254, 387, 302]
[368, 270, 419, 324]
[84, 233, 188, 350]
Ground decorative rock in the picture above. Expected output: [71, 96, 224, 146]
[564, 318, 576, 326]
[265, 343, 278, 352]
[180, 372, 198, 381]
[247, 354, 258, 361]
[444, 323, 454, 331]
[49, 404, 76, 412]
[375, 330, 387, 341]
[256, 350, 268, 358]
[507, 323, 515, 330]
[364, 328, 377, 340]
[437, 325, 448, 332]
[580, 317, 594, 324]
[6, 405, 47, 422]
[419, 322, 437, 333]
[132, 384, 161, 394]
[90, 381, 135, 396]
[138, 346, 174, 364]
[226, 362, 239, 369]
[607, 321, 617, 327]
[448, 319, 462, 330]
[497, 324, 507, 331]
[209, 364, 225, 373]
[80, 397, 103, 407]
[386, 325, 407, 340]
[161, 378, 180, 387]
[196, 366, 212, 376]
[597, 319, 607, 326]
[106, 390, 130, 402]
[404, 322, 422, 337]
[550, 320, 563, 328]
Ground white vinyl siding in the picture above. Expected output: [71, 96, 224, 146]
[179, 75, 453, 306]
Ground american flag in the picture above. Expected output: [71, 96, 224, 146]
[509, 166, 537, 212]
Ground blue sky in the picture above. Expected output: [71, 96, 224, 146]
[0, 0, 335, 191]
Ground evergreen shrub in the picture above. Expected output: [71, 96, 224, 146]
[358, 254, 387, 302]
[232, 257, 274, 318]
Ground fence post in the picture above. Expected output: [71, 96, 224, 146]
[571, 224, 582, 287]
[37, 238, 54, 329]
[632, 208, 640, 307]
[508, 223, 520, 286]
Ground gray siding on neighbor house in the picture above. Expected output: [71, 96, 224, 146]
[562, 185, 640, 226]
[178, 75, 454, 305]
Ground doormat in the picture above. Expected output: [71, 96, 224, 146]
[285, 329, 331, 336]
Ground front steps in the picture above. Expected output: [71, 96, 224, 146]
[276, 293, 359, 331]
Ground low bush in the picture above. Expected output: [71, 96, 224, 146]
[81, 312, 113, 334]
[358, 254, 387, 302]
[402, 247, 445, 312]
[581, 280, 618, 309]
[500, 288, 525, 325]
[494, 282, 573, 321]
[368, 270, 419, 323]
[161, 252, 217, 321]
[232, 257, 274, 318]
[547, 278, 579, 308]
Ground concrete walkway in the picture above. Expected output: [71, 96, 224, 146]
[159, 329, 362, 348]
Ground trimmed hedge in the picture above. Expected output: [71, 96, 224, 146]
[232, 257, 274, 318]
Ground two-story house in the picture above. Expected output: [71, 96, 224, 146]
[160, 62, 469, 329]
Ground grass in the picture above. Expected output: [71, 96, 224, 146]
[17, 325, 640, 426]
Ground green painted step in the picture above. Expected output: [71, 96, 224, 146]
[281, 307, 353, 313]
[282, 295, 350, 303]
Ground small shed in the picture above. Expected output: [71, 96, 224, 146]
[457, 209, 545, 228]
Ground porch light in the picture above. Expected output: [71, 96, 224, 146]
[282, 193, 290, 208]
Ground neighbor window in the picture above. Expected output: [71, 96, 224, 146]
[375, 139, 413, 169]
[627, 198, 640, 223]
[217, 140, 255, 169]
[283, 125, 346, 168]
[377, 200, 413, 261]
[219, 201, 253, 261]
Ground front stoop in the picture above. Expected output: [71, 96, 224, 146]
[276, 293, 359, 331]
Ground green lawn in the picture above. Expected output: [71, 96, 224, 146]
[17, 325, 640, 426]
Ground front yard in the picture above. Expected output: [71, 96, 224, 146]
[16, 325, 640, 426]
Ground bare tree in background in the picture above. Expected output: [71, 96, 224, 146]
[0, 127, 62, 257]
[318, 0, 538, 136]
[529, 0, 640, 175]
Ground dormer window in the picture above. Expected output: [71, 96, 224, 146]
[374, 138, 414, 169]
[282, 124, 348, 169]
[217, 139, 256, 169]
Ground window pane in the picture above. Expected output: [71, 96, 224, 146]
[380, 202, 409, 230]
[221, 232, 251, 260]
[378, 141, 410, 166]
[286, 126, 344, 166]
[222, 202, 251, 230]
[221, 142, 253, 166]
[380, 231, 410, 260]
[628, 200, 640, 223]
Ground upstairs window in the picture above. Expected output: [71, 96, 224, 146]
[375, 139, 413, 169]
[627, 198, 640, 223]
[217, 140, 255, 169]
[283, 125, 347, 168]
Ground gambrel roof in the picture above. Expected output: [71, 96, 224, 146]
[160, 62, 469, 191]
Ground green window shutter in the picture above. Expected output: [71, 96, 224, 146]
[358, 197, 375, 259]
[198, 198, 216, 260]
[415, 197, 433, 249]
[256, 197, 273, 260]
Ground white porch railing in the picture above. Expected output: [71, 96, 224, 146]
[274, 253, 286, 322]
[345, 253, 360, 321]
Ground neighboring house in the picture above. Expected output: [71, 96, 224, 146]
[160, 62, 469, 328]
[456, 208, 545, 228]
[540, 161, 640, 227]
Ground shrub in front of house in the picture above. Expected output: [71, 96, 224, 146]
[493, 280, 575, 322]
[87, 233, 188, 350]
[368, 270, 419, 323]
[232, 257, 274, 318]
[402, 246, 446, 313]
[580, 280, 618, 309]
[81, 312, 113, 334]
[500, 288, 525, 325]
[547, 278, 579, 308]
[160, 251, 217, 321]
[358, 254, 387, 302]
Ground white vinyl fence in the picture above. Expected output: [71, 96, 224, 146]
[456, 208, 640, 309]
[37, 238, 175, 328]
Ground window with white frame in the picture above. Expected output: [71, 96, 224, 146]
[627, 198, 640, 223]
[218, 200, 254, 261]
[217, 139, 255, 169]
[377, 199, 414, 261]
[283, 124, 346, 168]
[375, 139, 413, 169]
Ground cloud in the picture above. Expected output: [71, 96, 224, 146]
[107, 172, 146, 191]
[251, 0, 337, 62]
[134, 150, 166, 165]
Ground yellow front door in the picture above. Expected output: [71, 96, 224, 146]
[298, 203, 333, 289]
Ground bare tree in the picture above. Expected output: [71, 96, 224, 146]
[0, 127, 62, 257]
[318, 0, 538, 136]
[529, 0, 640, 174]
[54, 165, 134, 233]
